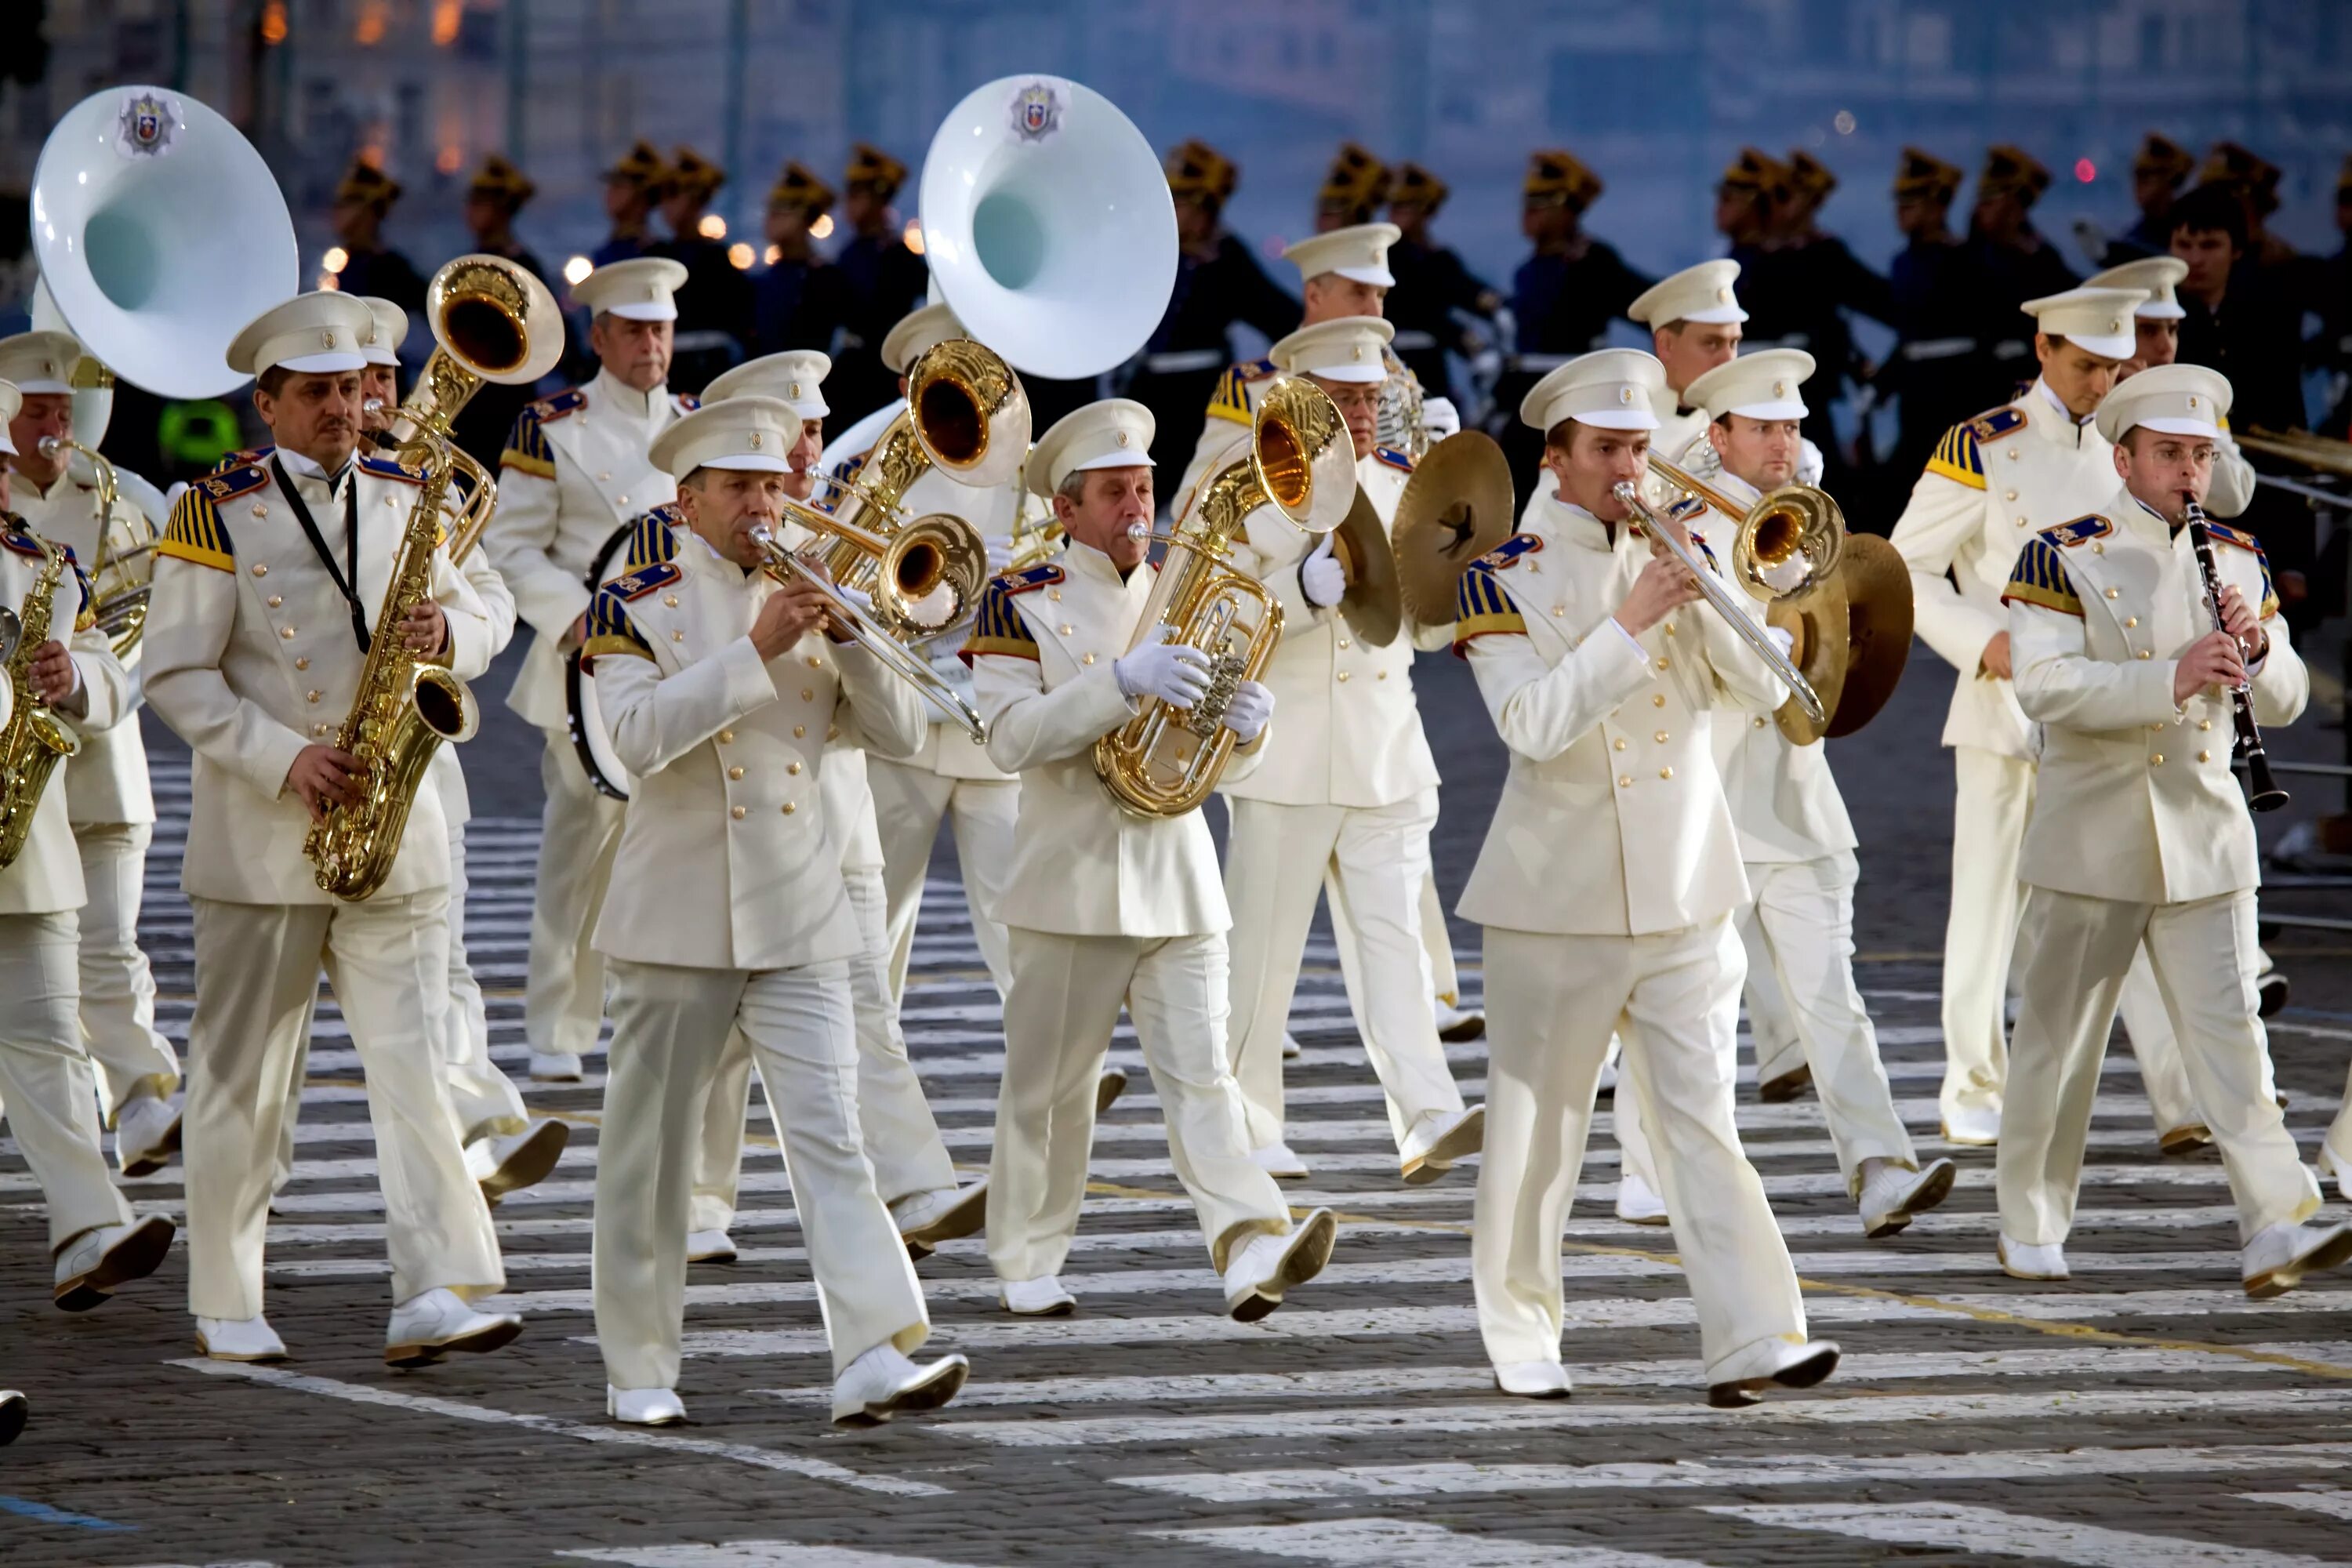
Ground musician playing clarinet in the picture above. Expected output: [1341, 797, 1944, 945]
[1995, 363, 2349, 1296]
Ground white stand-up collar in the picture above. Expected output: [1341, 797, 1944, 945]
[592, 366, 666, 423]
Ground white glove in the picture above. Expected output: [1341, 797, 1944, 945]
[1421, 396, 1462, 441]
[1221, 679, 1273, 743]
[1766, 625, 1795, 659]
[833, 583, 874, 616]
[1114, 624, 1213, 708]
[1299, 532, 1345, 608]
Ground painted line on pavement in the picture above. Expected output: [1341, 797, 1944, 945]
[1703, 1501, 2343, 1568]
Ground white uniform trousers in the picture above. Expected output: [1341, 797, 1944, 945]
[1735, 853, 1917, 1194]
[524, 728, 625, 1061]
[184, 893, 503, 1320]
[1416, 871, 1461, 1005]
[440, 818, 528, 1142]
[868, 757, 1018, 1000]
[2327, 1060, 2352, 1181]
[71, 821, 180, 1116]
[689, 866, 959, 1232]
[595, 956, 927, 1391]
[1998, 884, 2321, 1247]
[987, 927, 1290, 1283]
[1737, 924, 1809, 1091]
[1, 912, 136, 1250]
[1225, 791, 1466, 1152]
[1474, 918, 1809, 1381]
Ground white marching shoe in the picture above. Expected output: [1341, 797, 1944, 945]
[1614, 1171, 1669, 1227]
[2241, 1218, 2352, 1299]
[384, 1287, 523, 1367]
[1282, 1030, 1302, 1060]
[1095, 1068, 1127, 1113]
[1222, 1209, 1338, 1323]
[608, 1385, 686, 1426]
[1399, 1105, 1484, 1185]
[1432, 996, 1486, 1043]
[1858, 1158, 1957, 1239]
[894, 1181, 989, 1258]
[831, 1344, 970, 1425]
[1494, 1359, 1572, 1399]
[195, 1314, 287, 1362]
[467, 1119, 570, 1203]
[686, 1229, 738, 1264]
[528, 1050, 583, 1083]
[1940, 1104, 2002, 1145]
[113, 1091, 183, 1178]
[1000, 1276, 1076, 1316]
[1998, 1233, 2069, 1281]
[52, 1215, 175, 1312]
[1251, 1142, 1308, 1179]
[1708, 1336, 1840, 1408]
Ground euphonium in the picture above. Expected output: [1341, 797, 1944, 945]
[1095, 376, 1353, 817]
[0, 532, 82, 872]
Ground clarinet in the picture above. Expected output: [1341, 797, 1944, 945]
[2183, 501, 2288, 812]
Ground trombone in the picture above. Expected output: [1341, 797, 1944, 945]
[1610, 477, 1829, 730]
[34, 434, 156, 659]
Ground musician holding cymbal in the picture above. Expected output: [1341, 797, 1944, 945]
[1994, 363, 2348, 1294]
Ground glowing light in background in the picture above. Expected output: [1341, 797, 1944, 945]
[2074, 158, 2097, 183]
[809, 214, 834, 240]
[431, 0, 464, 46]
[437, 144, 463, 175]
[698, 214, 728, 239]
[261, 2, 288, 44]
[319, 274, 340, 292]
[1833, 110, 1857, 135]
[355, 1, 388, 45]
[728, 242, 755, 270]
[764, 244, 782, 264]
[322, 247, 350, 274]
[903, 220, 924, 255]
[563, 256, 593, 286]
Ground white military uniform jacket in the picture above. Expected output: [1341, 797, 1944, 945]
[583, 525, 927, 971]
[12, 469, 154, 827]
[965, 540, 1261, 938]
[491, 368, 694, 729]
[1889, 379, 2118, 760]
[816, 399, 1017, 783]
[0, 528, 127, 914]
[146, 450, 492, 905]
[2004, 490, 2306, 907]
[1453, 494, 1783, 935]
[1697, 471, 1857, 864]
[1223, 446, 1440, 808]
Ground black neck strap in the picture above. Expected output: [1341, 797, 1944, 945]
[271, 456, 370, 655]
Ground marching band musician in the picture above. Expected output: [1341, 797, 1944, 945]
[1455, 348, 1836, 1406]
[492, 256, 696, 1083]
[1679, 348, 1956, 1236]
[583, 395, 966, 1428]
[1994, 363, 2349, 1294]
[0, 375, 176, 1313]
[146, 292, 516, 1365]
[1221, 315, 1484, 1184]
[2085, 255, 2263, 524]
[0, 332, 183, 1177]
[965, 399, 1339, 1321]
[677, 348, 989, 1262]
[1625, 261, 1749, 475]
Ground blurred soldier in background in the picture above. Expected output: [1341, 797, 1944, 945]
[2201, 142, 2304, 273]
[329, 158, 426, 324]
[1491, 149, 1649, 506]
[1385, 162, 1504, 416]
[1967, 146, 2079, 403]
[1126, 140, 1298, 484]
[1316, 143, 1391, 234]
[1883, 148, 1983, 477]
[831, 144, 931, 426]
[594, 141, 669, 268]
[452, 154, 549, 469]
[652, 146, 753, 394]
[1755, 148, 1891, 490]
[753, 161, 849, 358]
[2095, 134, 2195, 265]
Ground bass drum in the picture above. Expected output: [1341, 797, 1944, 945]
[564, 521, 638, 801]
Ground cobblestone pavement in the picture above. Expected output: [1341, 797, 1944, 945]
[3, 639, 2350, 1567]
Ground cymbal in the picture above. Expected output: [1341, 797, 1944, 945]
[1767, 572, 1850, 746]
[1394, 431, 1515, 626]
[1332, 485, 1403, 648]
[1821, 532, 1912, 739]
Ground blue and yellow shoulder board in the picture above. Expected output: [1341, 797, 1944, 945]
[626, 508, 683, 571]
[608, 561, 681, 601]
[1472, 533, 1542, 571]
[2202, 520, 2263, 555]
[503, 388, 583, 477]
[582, 579, 655, 662]
[358, 453, 428, 486]
[990, 562, 1064, 595]
[1374, 445, 1414, 473]
[531, 387, 588, 423]
[963, 575, 1045, 663]
[2201, 520, 2278, 618]
[162, 483, 238, 572]
[1966, 405, 2027, 441]
[2002, 534, 2082, 616]
[1204, 357, 1278, 425]
[673, 393, 700, 414]
[212, 445, 274, 474]
[2042, 514, 2111, 548]
[1, 526, 63, 560]
[194, 463, 270, 503]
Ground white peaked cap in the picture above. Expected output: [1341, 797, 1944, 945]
[1025, 399, 1155, 497]
[1682, 347, 1815, 423]
[2021, 286, 2148, 362]
[1270, 316, 1395, 384]
[225, 292, 376, 377]
[0, 379, 20, 453]
[358, 297, 408, 366]
[2093, 361, 2230, 445]
[648, 395, 803, 477]
[574, 257, 688, 321]
[1628, 259, 1748, 328]
[705, 350, 832, 421]
[1519, 347, 1664, 433]
[0, 332, 83, 395]
[1282, 223, 1399, 287]
[883, 303, 966, 376]
[2085, 256, 2188, 321]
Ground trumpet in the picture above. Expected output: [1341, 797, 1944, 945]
[1610, 479, 1828, 730]
[34, 434, 156, 659]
